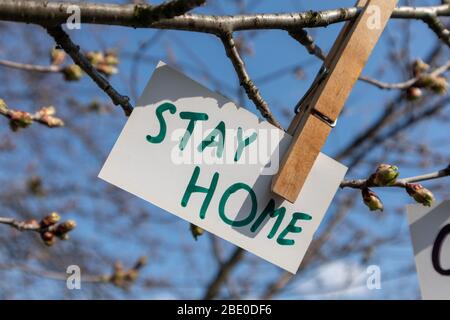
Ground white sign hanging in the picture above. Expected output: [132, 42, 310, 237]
[99, 62, 347, 273]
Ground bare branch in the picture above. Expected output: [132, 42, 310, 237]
[340, 165, 450, 189]
[0, 256, 148, 288]
[288, 29, 326, 61]
[45, 26, 134, 116]
[0, 59, 62, 73]
[220, 32, 282, 129]
[0, 2, 448, 35]
[203, 247, 244, 299]
[423, 14, 450, 47]
[0, 212, 76, 246]
[359, 61, 450, 90]
[0, 100, 64, 130]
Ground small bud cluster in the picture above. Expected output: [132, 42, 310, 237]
[0, 99, 64, 131]
[51, 47, 120, 81]
[406, 59, 448, 100]
[27, 176, 46, 196]
[50, 47, 66, 66]
[405, 183, 435, 207]
[190, 223, 204, 240]
[361, 164, 435, 212]
[38, 212, 77, 246]
[362, 188, 384, 211]
[85, 50, 119, 77]
[372, 164, 399, 186]
[108, 256, 147, 288]
[33, 106, 65, 127]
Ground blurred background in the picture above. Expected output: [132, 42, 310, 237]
[0, 0, 449, 299]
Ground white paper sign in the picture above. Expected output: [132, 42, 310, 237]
[99, 62, 347, 273]
[407, 201, 450, 299]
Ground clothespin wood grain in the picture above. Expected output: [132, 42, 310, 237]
[272, 0, 398, 203]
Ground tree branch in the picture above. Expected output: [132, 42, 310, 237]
[359, 60, 450, 90]
[203, 247, 244, 299]
[0, 2, 448, 34]
[45, 25, 134, 116]
[0, 212, 76, 246]
[340, 165, 450, 189]
[0, 256, 147, 288]
[220, 32, 282, 129]
[0, 59, 62, 73]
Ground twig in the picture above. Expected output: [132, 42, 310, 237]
[203, 247, 244, 299]
[340, 165, 450, 189]
[0, 59, 62, 73]
[288, 29, 326, 61]
[0, 213, 76, 246]
[0, 256, 148, 287]
[0, 103, 64, 129]
[423, 14, 450, 47]
[287, 28, 450, 90]
[359, 60, 450, 90]
[0, 2, 449, 34]
[0, 217, 42, 232]
[45, 26, 134, 116]
[220, 32, 282, 129]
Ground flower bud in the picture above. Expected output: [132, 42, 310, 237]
[41, 231, 55, 246]
[429, 76, 448, 95]
[85, 51, 105, 66]
[406, 183, 435, 207]
[373, 164, 399, 186]
[62, 64, 83, 81]
[190, 223, 204, 240]
[105, 51, 119, 66]
[59, 233, 70, 241]
[41, 212, 61, 227]
[362, 188, 384, 212]
[406, 87, 422, 101]
[27, 176, 45, 196]
[56, 220, 77, 234]
[0, 99, 7, 112]
[412, 59, 430, 77]
[9, 110, 33, 131]
[50, 47, 66, 66]
[35, 107, 65, 128]
[95, 63, 118, 76]
[419, 75, 449, 94]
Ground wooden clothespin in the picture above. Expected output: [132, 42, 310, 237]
[272, 0, 398, 203]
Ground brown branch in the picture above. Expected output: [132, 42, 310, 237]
[0, 99, 64, 130]
[288, 29, 326, 61]
[423, 14, 450, 47]
[0, 212, 76, 246]
[340, 165, 450, 189]
[45, 26, 134, 116]
[0, 1, 449, 34]
[0, 256, 147, 288]
[220, 32, 282, 129]
[287, 28, 450, 90]
[203, 247, 244, 299]
[359, 60, 450, 90]
[0, 59, 62, 73]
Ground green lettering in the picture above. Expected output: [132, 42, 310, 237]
[181, 166, 219, 220]
[179, 112, 209, 151]
[219, 183, 257, 227]
[198, 121, 226, 158]
[277, 212, 312, 246]
[146, 102, 176, 144]
[234, 127, 257, 162]
[250, 199, 286, 239]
